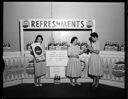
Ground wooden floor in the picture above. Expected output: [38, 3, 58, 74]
[3, 83, 125, 98]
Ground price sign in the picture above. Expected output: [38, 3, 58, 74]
[46, 50, 68, 66]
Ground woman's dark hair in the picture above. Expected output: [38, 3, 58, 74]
[89, 37, 93, 43]
[34, 35, 43, 43]
[70, 36, 78, 44]
[90, 32, 98, 38]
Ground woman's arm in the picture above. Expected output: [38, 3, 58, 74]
[79, 49, 86, 55]
[30, 47, 34, 56]
[79, 45, 88, 55]
[68, 48, 86, 57]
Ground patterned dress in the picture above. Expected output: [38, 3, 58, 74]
[65, 44, 82, 78]
[88, 40, 103, 76]
[34, 43, 46, 77]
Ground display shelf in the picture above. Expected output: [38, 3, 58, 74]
[3, 51, 21, 58]
[3, 51, 125, 88]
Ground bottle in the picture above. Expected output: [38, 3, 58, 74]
[61, 41, 63, 50]
[109, 42, 112, 51]
[54, 75, 57, 84]
[58, 75, 61, 84]
[106, 42, 108, 51]
[56, 75, 59, 84]
[7, 42, 9, 49]
[48, 42, 51, 50]
[62, 41, 64, 50]
[104, 42, 107, 51]
[3, 42, 5, 47]
[52, 42, 54, 50]
[109, 42, 111, 51]
[8, 42, 11, 49]
[121, 43, 124, 52]
[5, 42, 7, 49]
[56, 42, 58, 50]
[111, 42, 113, 51]
[49, 42, 52, 50]
[119, 43, 121, 51]
[115, 42, 118, 51]
[112, 42, 114, 51]
[111, 42, 114, 51]
[31, 41, 33, 45]
[28, 41, 31, 51]
[113, 42, 115, 51]
[117, 42, 119, 51]
[106, 42, 109, 51]
[64, 42, 65, 50]
[123, 44, 124, 51]
[57, 75, 61, 84]
[44, 43, 47, 50]
[120, 43, 122, 51]
[53, 42, 56, 50]
[59, 41, 61, 50]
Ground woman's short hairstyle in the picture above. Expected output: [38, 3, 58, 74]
[90, 32, 98, 38]
[70, 36, 78, 44]
[34, 35, 43, 43]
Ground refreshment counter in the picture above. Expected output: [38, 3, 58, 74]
[3, 51, 125, 88]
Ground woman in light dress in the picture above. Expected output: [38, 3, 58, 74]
[66, 36, 87, 86]
[30, 35, 46, 87]
[87, 32, 103, 88]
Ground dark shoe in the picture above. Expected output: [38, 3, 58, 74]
[75, 82, 81, 85]
[94, 83, 99, 88]
[70, 82, 75, 86]
[91, 82, 96, 87]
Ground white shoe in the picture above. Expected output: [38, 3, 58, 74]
[39, 84, 42, 86]
[35, 84, 39, 87]
[75, 82, 81, 85]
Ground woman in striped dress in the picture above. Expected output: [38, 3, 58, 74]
[87, 32, 103, 88]
[66, 36, 86, 86]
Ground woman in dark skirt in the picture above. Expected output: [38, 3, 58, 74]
[31, 35, 46, 87]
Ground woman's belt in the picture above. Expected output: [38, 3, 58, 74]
[68, 56, 79, 58]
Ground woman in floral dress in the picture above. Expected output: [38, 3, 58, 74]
[66, 36, 86, 86]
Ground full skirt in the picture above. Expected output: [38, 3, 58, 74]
[66, 58, 82, 78]
[34, 60, 46, 77]
[88, 54, 103, 76]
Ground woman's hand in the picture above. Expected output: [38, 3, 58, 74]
[87, 46, 93, 51]
[87, 46, 100, 54]
[83, 48, 87, 53]
[69, 54, 79, 58]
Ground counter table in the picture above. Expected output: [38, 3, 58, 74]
[3, 51, 125, 88]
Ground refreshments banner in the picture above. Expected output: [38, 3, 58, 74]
[22, 19, 94, 29]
